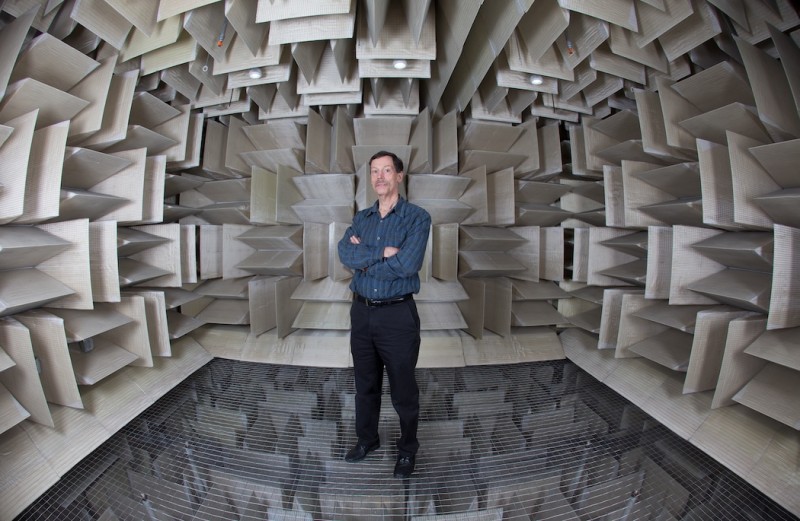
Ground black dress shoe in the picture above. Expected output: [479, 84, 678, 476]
[344, 441, 380, 462]
[393, 455, 415, 478]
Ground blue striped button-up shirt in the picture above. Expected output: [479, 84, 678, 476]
[338, 197, 431, 300]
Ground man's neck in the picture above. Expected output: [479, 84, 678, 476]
[378, 194, 399, 215]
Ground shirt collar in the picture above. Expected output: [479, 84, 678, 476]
[367, 196, 407, 216]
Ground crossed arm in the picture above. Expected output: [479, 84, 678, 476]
[338, 212, 430, 280]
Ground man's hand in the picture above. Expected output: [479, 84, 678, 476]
[351, 235, 398, 259]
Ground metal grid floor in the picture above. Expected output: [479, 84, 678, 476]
[17, 359, 798, 520]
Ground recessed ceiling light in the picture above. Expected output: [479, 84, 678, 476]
[393, 59, 408, 70]
[248, 67, 263, 79]
[530, 74, 544, 86]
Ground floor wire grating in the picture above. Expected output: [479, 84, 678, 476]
[17, 359, 798, 520]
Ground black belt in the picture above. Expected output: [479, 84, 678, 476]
[354, 293, 412, 307]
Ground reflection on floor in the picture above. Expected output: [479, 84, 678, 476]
[18, 359, 797, 520]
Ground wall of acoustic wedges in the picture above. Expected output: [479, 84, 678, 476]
[0, 0, 798, 518]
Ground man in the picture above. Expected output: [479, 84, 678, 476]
[337, 150, 431, 479]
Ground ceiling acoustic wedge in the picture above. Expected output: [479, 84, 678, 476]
[589, 44, 646, 85]
[0, 79, 89, 131]
[633, 0, 694, 48]
[226, 0, 268, 56]
[297, 46, 360, 96]
[70, 0, 133, 50]
[354, 116, 412, 146]
[515, 0, 569, 63]
[557, 0, 637, 31]
[356, 0, 435, 61]
[608, 23, 668, 73]
[444, 0, 535, 113]
[363, 79, 419, 116]
[658, 0, 722, 62]
[268, 8, 356, 46]
[0, 7, 36, 101]
[214, 36, 283, 77]
[11, 33, 100, 92]
[120, 14, 182, 62]
[140, 31, 199, 77]
[506, 38, 574, 82]
[256, 0, 352, 23]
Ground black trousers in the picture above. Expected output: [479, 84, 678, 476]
[350, 297, 421, 457]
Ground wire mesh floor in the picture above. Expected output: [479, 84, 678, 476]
[17, 359, 798, 520]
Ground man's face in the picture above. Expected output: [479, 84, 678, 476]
[370, 155, 403, 198]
